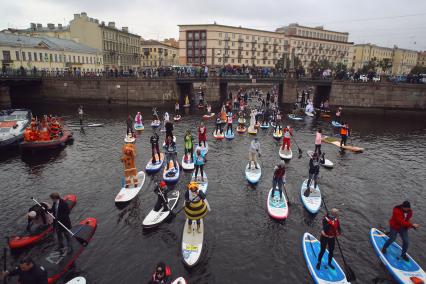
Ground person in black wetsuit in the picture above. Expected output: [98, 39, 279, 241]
[126, 115, 133, 135]
[154, 181, 169, 211]
[49, 192, 71, 251]
[1, 256, 48, 284]
[316, 208, 342, 270]
[304, 152, 320, 197]
[165, 121, 174, 139]
[150, 131, 160, 163]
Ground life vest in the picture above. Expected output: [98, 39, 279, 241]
[324, 216, 340, 237]
[340, 127, 348, 136]
[184, 135, 193, 149]
[24, 128, 32, 142]
[50, 122, 60, 138]
[151, 266, 171, 283]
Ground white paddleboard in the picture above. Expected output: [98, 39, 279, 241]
[134, 123, 144, 131]
[213, 129, 224, 139]
[273, 130, 283, 140]
[182, 219, 204, 267]
[279, 148, 293, 160]
[248, 126, 257, 135]
[267, 187, 288, 220]
[300, 179, 321, 214]
[115, 171, 146, 202]
[145, 153, 164, 173]
[305, 111, 314, 117]
[171, 277, 187, 284]
[181, 153, 194, 171]
[142, 190, 180, 228]
[307, 150, 334, 169]
[245, 162, 261, 184]
[66, 277, 86, 284]
[191, 171, 208, 194]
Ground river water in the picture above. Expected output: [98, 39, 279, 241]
[1, 103, 425, 284]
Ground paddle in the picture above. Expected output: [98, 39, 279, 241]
[291, 134, 303, 156]
[30, 198, 88, 247]
[283, 184, 291, 206]
[154, 182, 171, 212]
[322, 197, 356, 282]
[3, 247, 7, 284]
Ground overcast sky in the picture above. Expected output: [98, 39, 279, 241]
[1, 0, 425, 51]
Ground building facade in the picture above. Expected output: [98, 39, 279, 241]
[417, 51, 426, 67]
[4, 23, 71, 40]
[178, 24, 289, 67]
[276, 23, 352, 70]
[0, 32, 103, 72]
[140, 40, 179, 67]
[351, 44, 418, 75]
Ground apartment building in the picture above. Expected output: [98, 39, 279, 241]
[418, 51, 426, 67]
[140, 40, 179, 67]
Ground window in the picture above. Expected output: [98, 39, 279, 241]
[187, 41, 192, 48]
[49, 54, 52, 62]
[28, 52, 32, 61]
[219, 32, 222, 38]
[68, 55, 71, 62]
[54, 54, 58, 62]
[218, 40, 222, 46]
[194, 32, 199, 40]
[73, 56, 76, 62]
[34, 52, 37, 61]
[201, 32, 206, 39]
[231, 59, 234, 63]
[246, 51, 249, 55]
[232, 42, 234, 46]
[22, 52, 26, 61]
[40, 53, 43, 62]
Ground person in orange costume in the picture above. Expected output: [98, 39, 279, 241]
[121, 143, 138, 188]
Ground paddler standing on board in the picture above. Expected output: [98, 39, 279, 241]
[316, 208, 342, 270]
[226, 112, 233, 135]
[185, 182, 208, 233]
[150, 131, 161, 163]
[314, 128, 322, 155]
[198, 121, 207, 147]
[184, 130, 194, 163]
[248, 137, 261, 169]
[335, 107, 342, 124]
[381, 201, 420, 261]
[340, 122, 350, 147]
[77, 105, 84, 125]
[154, 181, 169, 212]
[163, 135, 178, 171]
[126, 115, 133, 136]
[281, 125, 293, 151]
[271, 161, 286, 200]
[135, 112, 143, 127]
[121, 140, 138, 188]
[304, 152, 320, 197]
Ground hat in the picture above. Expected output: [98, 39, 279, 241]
[28, 211, 37, 218]
[188, 182, 198, 191]
[159, 181, 167, 188]
[402, 201, 411, 208]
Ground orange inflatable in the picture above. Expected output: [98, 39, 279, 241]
[121, 143, 138, 188]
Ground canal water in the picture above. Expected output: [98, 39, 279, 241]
[1, 103, 425, 283]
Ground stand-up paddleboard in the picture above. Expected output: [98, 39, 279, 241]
[300, 179, 321, 214]
[181, 153, 194, 171]
[260, 123, 270, 129]
[115, 171, 146, 202]
[182, 219, 204, 267]
[9, 195, 77, 249]
[303, 232, 350, 284]
[202, 113, 215, 120]
[238, 118, 246, 124]
[305, 111, 315, 117]
[66, 277, 86, 284]
[279, 147, 293, 160]
[224, 129, 235, 140]
[172, 277, 187, 284]
[267, 188, 288, 220]
[163, 161, 180, 183]
[145, 153, 164, 173]
[245, 162, 261, 184]
[322, 136, 364, 153]
[173, 115, 181, 122]
[370, 228, 426, 284]
[38, 218, 97, 284]
[191, 171, 208, 194]
[213, 129, 224, 140]
[273, 130, 283, 140]
[68, 123, 103, 128]
[307, 150, 334, 169]
[288, 114, 303, 121]
[134, 122, 144, 131]
[142, 190, 180, 229]
[237, 125, 246, 133]
[248, 126, 258, 135]
[124, 135, 136, 143]
[163, 135, 176, 147]
[331, 121, 342, 128]
[151, 120, 161, 128]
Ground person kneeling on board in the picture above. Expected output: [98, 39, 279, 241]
[281, 126, 293, 151]
[185, 182, 207, 234]
[316, 208, 342, 270]
[249, 138, 261, 169]
[340, 122, 350, 147]
[150, 131, 161, 163]
[148, 261, 171, 284]
[271, 161, 286, 200]
[163, 135, 178, 171]
[1, 256, 48, 284]
[184, 130, 194, 163]
[381, 201, 420, 261]
[50, 192, 72, 252]
[304, 152, 320, 197]
[193, 148, 205, 182]
[154, 181, 169, 212]
[27, 202, 52, 233]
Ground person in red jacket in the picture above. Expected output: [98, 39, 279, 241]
[381, 201, 419, 261]
[316, 208, 341, 270]
[198, 121, 207, 147]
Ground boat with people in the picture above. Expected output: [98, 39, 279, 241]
[0, 108, 32, 149]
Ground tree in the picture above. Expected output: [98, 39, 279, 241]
[378, 58, 392, 74]
[334, 62, 347, 72]
[309, 60, 319, 70]
[318, 59, 333, 70]
[361, 59, 377, 73]
[410, 65, 426, 74]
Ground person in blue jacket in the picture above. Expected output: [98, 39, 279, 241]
[193, 148, 205, 182]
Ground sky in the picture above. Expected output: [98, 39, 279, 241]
[0, 0, 425, 51]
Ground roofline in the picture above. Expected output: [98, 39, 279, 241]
[354, 43, 418, 52]
[280, 24, 349, 35]
[287, 35, 353, 44]
[140, 40, 177, 49]
[178, 24, 282, 35]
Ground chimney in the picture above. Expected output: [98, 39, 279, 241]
[108, 22, 115, 28]
[37, 23, 42, 29]
[58, 24, 62, 29]
[30, 23, 36, 30]
[122, 27, 128, 33]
